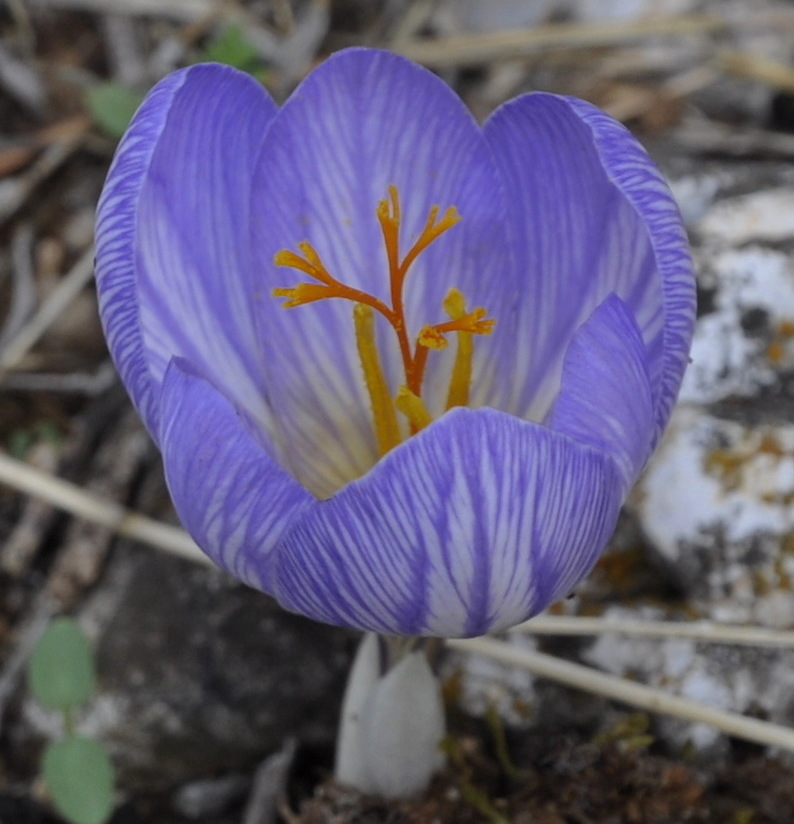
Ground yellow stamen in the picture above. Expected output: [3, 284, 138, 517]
[353, 304, 401, 456]
[444, 288, 474, 409]
[443, 288, 466, 319]
[409, 302, 495, 402]
[394, 386, 433, 432]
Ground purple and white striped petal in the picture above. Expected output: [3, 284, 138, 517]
[483, 93, 694, 431]
[95, 70, 188, 436]
[159, 358, 313, 593]
[565, 97, 696, 444]
[248, 49, 515, 497]
[273, 408, 623, 637]
[95, 64, 278, 440]
[549, 294, 654, 489]
[159, 357, 625, 638]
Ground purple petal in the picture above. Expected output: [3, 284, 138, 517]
[565, 97, 696, 445]
[159, 358, 313, 593]
[95, 64, 278, 440]
[248, 48, 514, 497]
[483, 93, 694, 433]
[549, 294, 654, 489]
[273, 408, 623, 637]
[95, 70, 189, 436]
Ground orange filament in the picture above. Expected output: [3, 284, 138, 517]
[273, 185, 495, 455]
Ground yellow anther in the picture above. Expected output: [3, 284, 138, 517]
[443, 288, 466, 319]
[353, 304, 401, 456]
[395, 386, 433, 432]
[444, 288, 474, 410]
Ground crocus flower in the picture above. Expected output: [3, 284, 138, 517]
[95, 48, 695, 639]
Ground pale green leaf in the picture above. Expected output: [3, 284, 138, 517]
[201, 25, 261, 74]
[28, 618, 95, 711]
[43, 737, 114, 824]
[85, 82, 143, 140]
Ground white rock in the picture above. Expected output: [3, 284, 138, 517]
[680, 244, 794, 404]
[698, 188, 794, 245]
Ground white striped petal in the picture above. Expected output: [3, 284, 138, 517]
[95, 64, 278, 441]
[273, 407, 623, 637]
[159, 358, 313, 593]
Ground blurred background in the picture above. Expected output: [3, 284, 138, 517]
[4, 0, 794, 822]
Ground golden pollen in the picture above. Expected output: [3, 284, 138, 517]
[273, 185, 495, 456]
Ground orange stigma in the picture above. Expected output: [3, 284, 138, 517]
[273, 185, 494, 454]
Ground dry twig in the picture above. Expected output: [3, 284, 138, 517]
[1, 442, 61, 576]
[0, 246, 95, 377]
[0, 450, 207, 565]
[0, 224, 37, 348]
[47, 410, 153, 607]
[394, 15, 726, 69]
[672, 118, 794, 157]
[31, 0, 216, 22]
[0, 362, 118, 394]
[718, 49, 794, 95]
[513, 614, 794, 648]
[0, 39, 46, 113]
[0, 118, 90, 224]
[450, 637, 794, 753]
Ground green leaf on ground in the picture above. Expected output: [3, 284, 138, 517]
[201, 24, 262, 74]
[28, 617, 95, 711]
[43, 737, 114, 824]
[85, 82, 143, 139]
[7, 421, 64, 459]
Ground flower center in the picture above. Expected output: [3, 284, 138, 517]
[272, 185, 494, 457]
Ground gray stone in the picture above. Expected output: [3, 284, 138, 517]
[23, 547, 352, 792]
